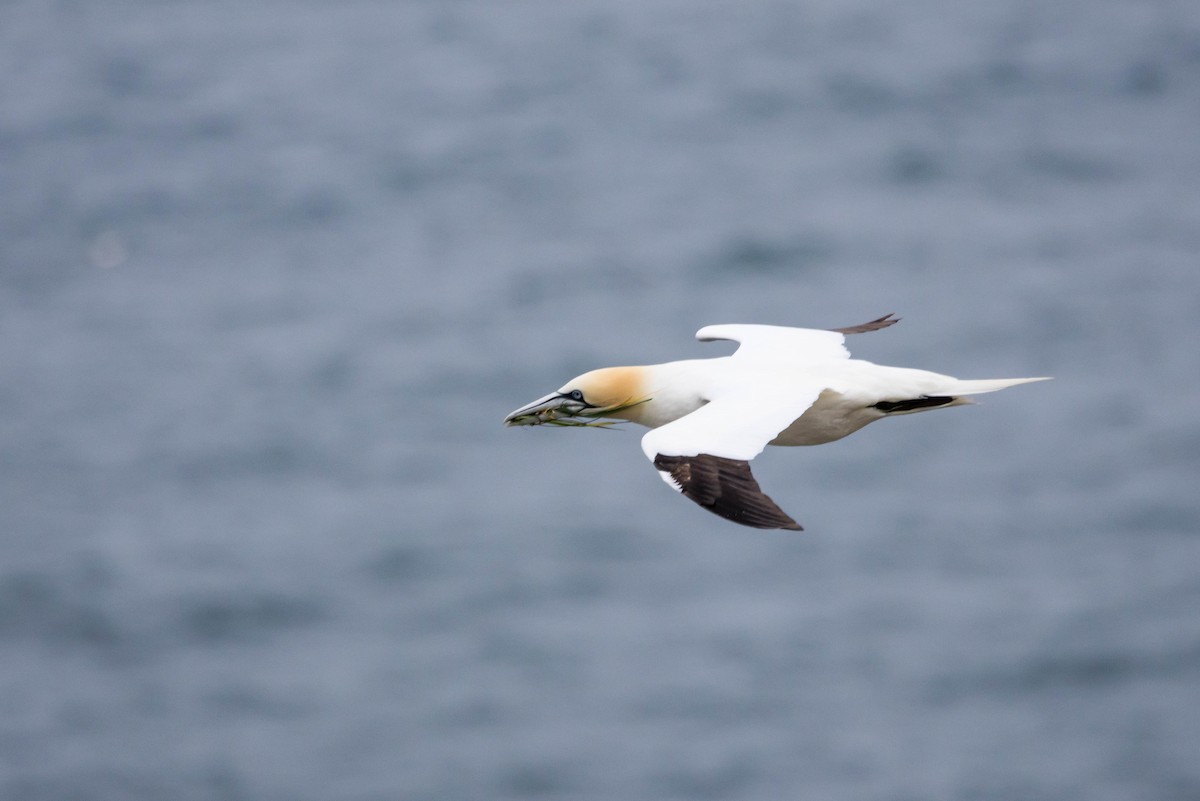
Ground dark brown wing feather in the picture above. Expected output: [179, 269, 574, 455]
[829, 313, 900, 335]
[653, 453, 803, 531]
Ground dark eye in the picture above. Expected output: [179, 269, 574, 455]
[568, 389, 584, 401]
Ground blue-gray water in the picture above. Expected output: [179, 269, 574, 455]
[3, 1, 1199, 799]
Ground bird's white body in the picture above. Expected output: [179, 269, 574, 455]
[627, 357, 1009, 446]
[505, 315, 1049, 529]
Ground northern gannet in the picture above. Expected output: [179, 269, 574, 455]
[504, 314, 1050, 530]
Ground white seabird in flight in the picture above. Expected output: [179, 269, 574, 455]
[504, 314, 1050, 530]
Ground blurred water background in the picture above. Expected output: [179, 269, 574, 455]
[3, 1, 1200, 799]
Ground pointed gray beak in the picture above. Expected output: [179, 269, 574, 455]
[504, 392, 576, 427]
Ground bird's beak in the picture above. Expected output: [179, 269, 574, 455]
[504, 392, 578, 427]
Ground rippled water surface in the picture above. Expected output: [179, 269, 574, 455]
[3, 1, 1200, 799]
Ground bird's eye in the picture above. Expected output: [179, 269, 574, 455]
[568, 389, 585, 401]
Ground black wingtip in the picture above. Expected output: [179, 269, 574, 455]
[830, 313, 901, 335]
[872, 395, 955, 413]
[654, 453, 804, 531]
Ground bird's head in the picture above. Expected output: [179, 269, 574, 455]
[504, 366, 651, 428]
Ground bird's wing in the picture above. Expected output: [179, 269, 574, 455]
[696, 324, 851, 365]
[640, 384, 823, 530]
[696, 315, 898, 366]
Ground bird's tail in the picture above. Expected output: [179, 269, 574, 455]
[945, 376, 1052, 396]
[871, 375, 1051, 415]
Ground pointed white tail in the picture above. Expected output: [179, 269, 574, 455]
[948, 376, 1052, 396]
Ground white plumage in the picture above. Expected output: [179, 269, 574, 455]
[505, 315, 1050, 530]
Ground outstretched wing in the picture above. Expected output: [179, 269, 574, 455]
[639, 385, 823, 530]
[694, 315, 897, 366]
[652, 453, 802, 530]
[696, 324, 850, 364]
